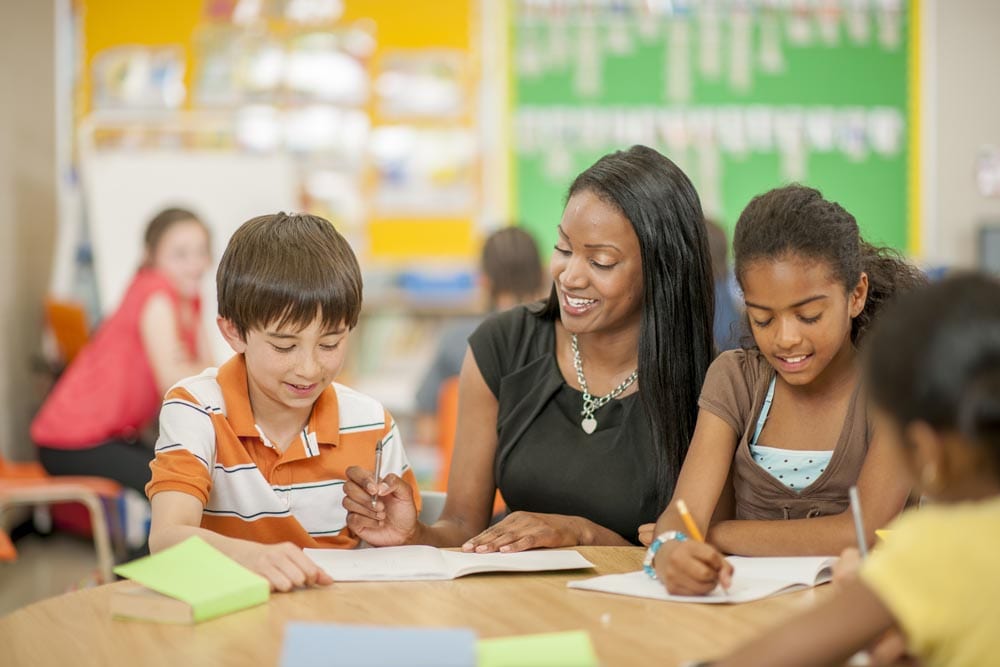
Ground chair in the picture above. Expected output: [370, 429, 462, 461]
[0, 453, 124, 583]
[435, 377, 506, 516]
[418, 490, 447, 524]
[43, 298, 90, 366]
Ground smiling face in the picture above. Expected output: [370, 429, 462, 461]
[150, 219, 212, 299]
[741, 254, 867, 386]
[218, 314, 350, 422]
[550, 189, 644, 337]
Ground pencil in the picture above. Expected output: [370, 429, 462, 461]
[371, 442, 384, 509]
[848, 485, 869, 559]
[676, 499, 705, 543]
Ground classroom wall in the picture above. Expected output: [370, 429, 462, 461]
[0, 0, 59, 461]
[924, 0, 1000, 267]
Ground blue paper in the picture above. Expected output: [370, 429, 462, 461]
[280, 622, 477, 667]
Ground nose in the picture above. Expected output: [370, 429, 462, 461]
[774, 316, 803, 350]
[558, 255, 589, 291]
[295, 347, 321, 380]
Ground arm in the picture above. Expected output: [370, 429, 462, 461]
[708, 428, 910, 556]
[651, 409, 739, 593]
[713, 579, 896, 667]
[139, 293, 213, 394]
[148, 491, 332, 592]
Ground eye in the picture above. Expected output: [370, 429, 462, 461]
[750, 317, 773, 328]
[799, 314, 822, 324]
[270, 343, 294, 353]
[553, 245, 571, 257]
[590, 260, 617, 270]
[319, 342, 341, 351]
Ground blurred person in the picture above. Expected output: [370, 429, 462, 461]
[704, 218, 742, 352]
[32, 208, 214, 494]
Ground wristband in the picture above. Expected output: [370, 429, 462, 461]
[642, 530, 687, 579]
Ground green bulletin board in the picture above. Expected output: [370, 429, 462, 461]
[511, 1, 915, 254]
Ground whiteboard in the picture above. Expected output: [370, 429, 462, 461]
[81, 150, 298, 363]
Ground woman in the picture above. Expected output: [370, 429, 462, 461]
[32, 207, 214, 493]
[344, 145, 716, 550]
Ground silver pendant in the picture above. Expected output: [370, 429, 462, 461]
[581, 417, 597, 434]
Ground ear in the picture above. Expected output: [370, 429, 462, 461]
[849, 272, 869, 319]
[217, 316, 248, 354]
[903, 420, 947, 496]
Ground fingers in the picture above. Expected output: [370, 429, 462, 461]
[258, 543, 324, 592]
[659, 541, 728, 596]
[833, 547, 862, 585]
[343, 494, 384, 522]
[637, 523, 655, 546]
[462, 512, 566, 553]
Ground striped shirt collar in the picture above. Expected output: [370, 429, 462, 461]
[217, 354, 341, 449]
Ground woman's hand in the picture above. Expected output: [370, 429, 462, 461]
[654, 539, 733, 596]
[342, 466, 419, 546]
[461, 511, 583, 553]
[637, 523, 655, 546]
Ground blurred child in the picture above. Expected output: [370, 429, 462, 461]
[703, 218, 741, 352]
[146, 213, 421, 591]
[643, 185, 926, 594]
[711, 273, 1000, 667]
[414, 226, 546, 446]
[32, 208, 213, 493]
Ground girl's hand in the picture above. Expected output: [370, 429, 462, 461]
[637, 523, 655, 546]
[833, 547, 862, 585]
[461, 511, 580, 553]
[342, 466, 418, 546]
[654, 539, 733, 596]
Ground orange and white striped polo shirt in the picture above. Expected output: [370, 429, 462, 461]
[146, 354, 420, 549]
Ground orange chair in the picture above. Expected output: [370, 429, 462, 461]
[435, 377, 505, 516]
[0, 453, 124, 583]
[43, 298, 90, 366]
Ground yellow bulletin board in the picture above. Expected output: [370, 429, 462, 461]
[76, 0, 482, 263]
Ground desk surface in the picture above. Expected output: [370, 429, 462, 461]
[0, 547, 827, 667]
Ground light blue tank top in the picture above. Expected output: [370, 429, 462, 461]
[750, 377, 834, 491]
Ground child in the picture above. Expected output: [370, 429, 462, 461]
[645, 184, 925, 594]
[711, 273, 1000, 667]
[33, 207, 214, 494]
[146, 212, 421, 591]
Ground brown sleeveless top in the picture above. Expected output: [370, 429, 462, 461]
[698, 349, 871, 521]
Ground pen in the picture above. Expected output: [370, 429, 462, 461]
[848, 485, 869, 559]
[676, 499, 705, 543]
[371, 442, 383, 509]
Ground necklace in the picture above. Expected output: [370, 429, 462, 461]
[571, 333, 638, 434]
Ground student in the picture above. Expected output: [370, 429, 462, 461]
[146, 213, 421, 591]
[703, 218, 741, 352]
[32, 207, 214, 493]
[645, 184, 926, 594]
[711, 273, 1000, 667]
[413, 226, 546, 447]
[342, 145, 716, 551]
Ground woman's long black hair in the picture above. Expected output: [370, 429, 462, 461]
[539, 145, 716, 511]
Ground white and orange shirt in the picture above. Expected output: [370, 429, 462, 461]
[146, 354, 420, 549]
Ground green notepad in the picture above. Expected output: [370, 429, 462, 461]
[112, 537, 269, 623]
[477, 630, 599, 667]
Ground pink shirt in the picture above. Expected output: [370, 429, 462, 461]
[31, 269, 202, 449]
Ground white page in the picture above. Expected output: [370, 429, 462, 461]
[306, 546, 594, 582]
[568, 556, 835, 604]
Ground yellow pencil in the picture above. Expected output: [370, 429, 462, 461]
[676, 499, 705, 542]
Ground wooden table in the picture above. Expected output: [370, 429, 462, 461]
[0, 547, 829, 666]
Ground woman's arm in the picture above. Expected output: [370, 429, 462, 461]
[140, 293, 213, 394]
[708, 429, 910, 556]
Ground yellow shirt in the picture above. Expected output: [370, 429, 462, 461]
[861, 496, 1000, 667]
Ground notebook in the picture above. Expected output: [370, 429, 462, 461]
[111, 537, 270, 623]
[478, 630, 600, 667]
[304, 545, 594, 581]
[567, 556, 837, 604]
[279, 622, 477, 667]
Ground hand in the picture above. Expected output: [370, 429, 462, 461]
[833, 547, 862, 585]
[234, 541, 333, 593]
[342, 465, 418, 546]
[868, 629, 913, 666]
[462, 511, 581, 553]
[654, 539, 733, 596]
[637, 523, 655, 546]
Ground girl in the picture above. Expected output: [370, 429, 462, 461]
[32, 208, 214, 493]
[646, 184, 925, 594]
[342, 145, 716, 550]
[712, 273, 1000, 667]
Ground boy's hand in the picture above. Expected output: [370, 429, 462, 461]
[637, 523, 655, 546]
[342, 465, 418, 546]
[234, 541, 333, 592]
[655, 539, 733, 596]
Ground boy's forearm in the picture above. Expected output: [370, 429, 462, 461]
[149, 523, 261, 565]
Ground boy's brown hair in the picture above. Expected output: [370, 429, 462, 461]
[217, 212, 362, 338]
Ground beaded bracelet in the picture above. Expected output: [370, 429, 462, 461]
[642, 530, 687, 580]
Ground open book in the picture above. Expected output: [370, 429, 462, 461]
[304, 545, 594, 581]
[568, 556, 836, 604]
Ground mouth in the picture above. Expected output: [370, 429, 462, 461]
[774, 354, 812, 372]
[561, 291, 598, 316]
[285, 382, 319, 396]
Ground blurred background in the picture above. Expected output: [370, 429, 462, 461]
[1, 0, 999, 611]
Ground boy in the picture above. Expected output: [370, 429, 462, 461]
[146, 213, 421, 591]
